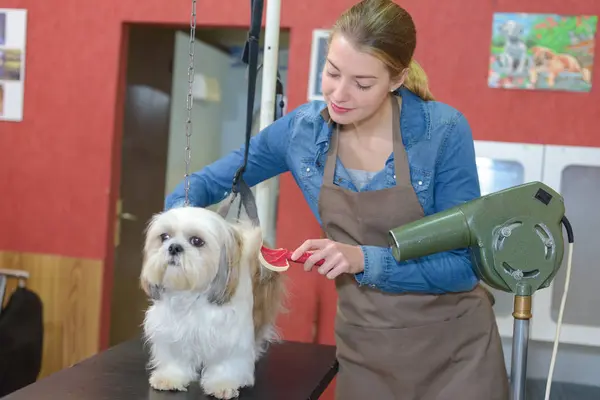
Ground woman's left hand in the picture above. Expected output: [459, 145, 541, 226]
[291, 239, 365, 279]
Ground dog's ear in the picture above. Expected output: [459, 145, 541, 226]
[206, 240, 241, 305]
[140, 252, 165, 301]
[216, 193, 236, 220]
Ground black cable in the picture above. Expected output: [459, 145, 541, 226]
[561, 215, 574, 244]
[233, 0, 264, 191]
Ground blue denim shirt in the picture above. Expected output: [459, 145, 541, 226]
[165, 88, 481, 294]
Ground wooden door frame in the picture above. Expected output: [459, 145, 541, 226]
[100, 23, 130, 351]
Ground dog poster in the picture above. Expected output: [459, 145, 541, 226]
[488, 13, 598, 92]
[0, 8, 27, 122]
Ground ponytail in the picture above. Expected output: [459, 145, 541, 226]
[403, 59, 435, 101]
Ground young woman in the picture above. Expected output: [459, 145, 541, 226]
[165, 0, 509, 398]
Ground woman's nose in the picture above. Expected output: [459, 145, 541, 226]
[331, 82, 350, 102]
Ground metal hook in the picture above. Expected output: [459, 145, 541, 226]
[0, 269, 29, 315]
[0, 268, 29, 286]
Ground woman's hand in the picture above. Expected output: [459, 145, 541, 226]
[291, 239, 365, 279]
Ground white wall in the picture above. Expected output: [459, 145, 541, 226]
[165, 32, 230, 196]
[166, 34, 289, 199]
[220, 47, 289, 156]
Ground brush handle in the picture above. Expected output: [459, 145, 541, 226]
[291, 251, 325, 266]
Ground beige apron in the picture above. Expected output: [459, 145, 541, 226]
[318, 95, 509, 400]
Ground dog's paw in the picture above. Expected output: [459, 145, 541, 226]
[149, 371, 189, 392]
[202, 381, 241, 399]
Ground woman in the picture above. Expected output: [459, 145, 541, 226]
[165, 0, 509, 398]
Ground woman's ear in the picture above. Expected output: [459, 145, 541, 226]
[390, 68, 409, 92]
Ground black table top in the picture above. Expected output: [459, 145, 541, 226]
[4, 338, 338, 400]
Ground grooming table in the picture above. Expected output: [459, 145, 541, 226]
[4, 338, 339, 400]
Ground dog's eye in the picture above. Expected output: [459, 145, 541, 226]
[189, 236, 204, 247]
[160, 233, 170, 242]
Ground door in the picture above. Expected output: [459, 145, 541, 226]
[533, 144, 600, 347]
[109, 26, 174, 346]
[473, 140, 545, 338]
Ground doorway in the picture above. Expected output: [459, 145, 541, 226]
[108, 24, 290, 346]
[108, 25, 175, 346]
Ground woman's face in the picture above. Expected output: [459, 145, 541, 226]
[321, 34, 403, 125]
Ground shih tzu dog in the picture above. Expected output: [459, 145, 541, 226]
[139, 206, 286, 399]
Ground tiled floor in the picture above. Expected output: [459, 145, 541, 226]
[527, 380, 600, 399]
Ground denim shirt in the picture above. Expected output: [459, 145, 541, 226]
[165, 88, 481, 294]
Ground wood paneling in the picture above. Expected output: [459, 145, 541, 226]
[0, 252, 103, 379]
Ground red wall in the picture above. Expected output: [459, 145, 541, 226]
[1, 0, 599, 366]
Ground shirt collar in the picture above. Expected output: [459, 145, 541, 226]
[315, 87, 430, 147]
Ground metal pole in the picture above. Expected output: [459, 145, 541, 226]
[255, 0, 282, 247]
[511, 318, 529, 400]
[511, 293, 532, 400]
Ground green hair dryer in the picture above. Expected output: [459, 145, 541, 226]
[388, 181, 574, 400]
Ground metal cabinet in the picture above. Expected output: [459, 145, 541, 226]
[473, 140, 600, 348]
[532, 144, 600, 347]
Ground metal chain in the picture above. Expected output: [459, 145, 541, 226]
[184, 0, 197, 206]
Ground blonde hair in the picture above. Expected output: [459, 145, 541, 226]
[329, 0, 434, 101]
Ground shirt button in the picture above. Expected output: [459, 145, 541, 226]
[418, 180, 423, 185]
[393, 174, 396, 179]
[306, 167, 310, 172]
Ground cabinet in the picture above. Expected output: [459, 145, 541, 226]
[534, 145, 600, 347]
[473, 141, 600, 347]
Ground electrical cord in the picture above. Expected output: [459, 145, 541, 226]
[544, 215, 574, 400]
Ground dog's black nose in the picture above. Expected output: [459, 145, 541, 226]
[168, 243, 183, 255]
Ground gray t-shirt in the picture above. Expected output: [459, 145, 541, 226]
[347, 168, 377, 190]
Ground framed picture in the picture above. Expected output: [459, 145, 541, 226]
[488, 13, 597, 92]
[307, 29, 330, 101]
[0, 8, 27, 122]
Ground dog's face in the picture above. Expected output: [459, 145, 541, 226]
[500, 20, 524, 40]
[140, 207, 241, 304]
[531, 46, 554, 68]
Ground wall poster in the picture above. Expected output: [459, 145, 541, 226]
[488, 13, 598, 92]
[0, 9, 27, 122]
[307, 29, 330, 101]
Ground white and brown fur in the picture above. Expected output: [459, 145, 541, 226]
[139, 206, 286, 399]
[529, 45, 591, 87]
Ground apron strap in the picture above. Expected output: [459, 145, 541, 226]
[323, 122, 339, 185]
